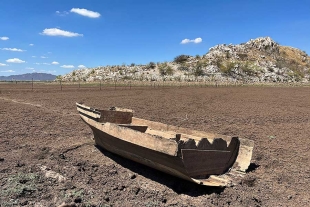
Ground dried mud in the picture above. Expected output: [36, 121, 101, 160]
[0, 83, 309, 206]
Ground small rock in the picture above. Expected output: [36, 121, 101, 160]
[15, 162, 25, 167]
[92, 164, 99, 168]
[104, 196, 110, 202]
[129, 173, 136, 179]
[74, 197, 82, 203]
[118, 185, 125, 191]
[57, 203, 77, 207]
[131, 186, 140, 195]
[288, 195, 293, 200]
[108, 169, 117, 175]
[59, 154, 66, 159]
[20, 200, 28, 206]
[0, 158, 4, 162]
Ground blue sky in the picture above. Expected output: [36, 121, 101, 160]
[0, 0, 309, 75]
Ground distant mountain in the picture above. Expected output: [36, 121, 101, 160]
[0, 73, 57, 81]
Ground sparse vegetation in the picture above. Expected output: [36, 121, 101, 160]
[58, 37, 310, 83]
[147, 62, 156, 69]
[239, 61, 255, 76]
[177, 65, 189, 71]
[192, 61, 207, 77]
[275, 58, 305, 79]
[217, 60, 235, 75]
[1, 173, 39, 199]
[158, 62, 174, 76]
[238, 53, 248, 61]
[174, 55, 189, 63]
[56, 75, 62, 80]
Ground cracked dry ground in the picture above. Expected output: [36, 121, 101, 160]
[0, 84, 309, 206]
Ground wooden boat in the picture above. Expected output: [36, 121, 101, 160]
[76, 103, 254, 187]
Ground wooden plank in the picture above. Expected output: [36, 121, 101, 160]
[99, 110, 133, 124]
[118, 124, 148, 133]
[182, 149, 233, 176]
[77, 106, 101, 119]
[76, 102, 99, 112]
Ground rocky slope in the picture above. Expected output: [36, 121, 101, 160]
[61, 37, 310, 83]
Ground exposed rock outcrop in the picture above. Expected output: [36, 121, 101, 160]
[60, 37, 310, 83]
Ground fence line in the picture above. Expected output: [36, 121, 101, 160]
[0, 80, 309, 93]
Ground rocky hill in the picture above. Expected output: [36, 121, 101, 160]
[61, 37, 310, 83]
[0, 73, 56, 81]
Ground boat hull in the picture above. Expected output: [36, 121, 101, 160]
[77, 103, 254, 186]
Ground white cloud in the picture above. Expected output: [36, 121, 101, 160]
[41, 56, 48, 58]
[61, 65, 74, 69]
[180, 37, 202, 44]
[56, 11, 69, 16]
[34, 63, 41, 65]
[42, 63, 50, 65]
[32, 56, 36, 58]
[0, 63, 8, 66]
[0, 70, 15, 73]
[1, 48, 26, 52]
[52, 61, 59, 65]
[29, 43, 34, 46]
[78, 65, 86, 68]
[70, 8, 101, 18]
[0, 36, 9, 41]
[41, 28, 83, 37]
[26, 67, 34, 70]
[6, 58, 25, 63]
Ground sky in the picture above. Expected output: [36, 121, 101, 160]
[0, 0, 309, 76]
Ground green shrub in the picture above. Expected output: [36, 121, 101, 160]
[174, 55, 189, 63]
[148, 62, 156, 69]
[217, 61, 235, 75]
[56, 75, 62, 80]
[239, 62, 255, 76]
[238, 53, 248, 61]
[192, 66, 204, 77]
[177, 65, 189, 71]
[122, 75, 132, 80]
[130, 63, 135, 67]
[158, 63, 174, 76]
[275, 58, 305, 79]
[192, 61, 205, 77]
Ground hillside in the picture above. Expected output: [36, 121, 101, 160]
[61, 37, 310, 83]
[0, 73, 56, 81]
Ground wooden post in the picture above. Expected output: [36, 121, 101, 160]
[130, 81, 131, 90]
[114, 79, 116, 90]
[100, 80, 102, 90]
[79, 80, 80, 89]
[60, 80, 62, 91]
[32, 78, 33, 91]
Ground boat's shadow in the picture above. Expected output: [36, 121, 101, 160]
[95, 145, 225, 197]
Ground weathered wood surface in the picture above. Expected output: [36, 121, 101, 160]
[76, 103, 254, 187]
